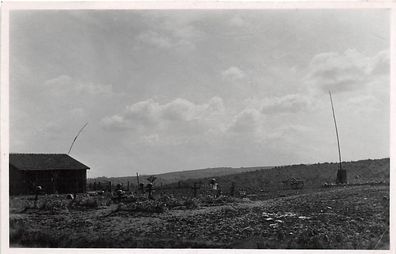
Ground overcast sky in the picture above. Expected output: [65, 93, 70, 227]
[10, 10, 389, 177]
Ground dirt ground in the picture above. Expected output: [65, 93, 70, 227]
[9, 185, 389, 249]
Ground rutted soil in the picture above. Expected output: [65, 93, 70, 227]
[9, 185, 389, 249]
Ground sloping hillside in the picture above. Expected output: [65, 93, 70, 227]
[163, 158, 389, 193]
[88, 166, 272, 186]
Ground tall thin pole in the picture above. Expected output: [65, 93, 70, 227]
[68, 122, 88, 154]
[329, 91, 342, 171]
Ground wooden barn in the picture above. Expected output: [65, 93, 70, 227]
[9, 153, 90, 195]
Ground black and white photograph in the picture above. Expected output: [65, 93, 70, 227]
[1, 2, 392, 251]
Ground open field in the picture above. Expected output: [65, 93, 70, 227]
[10, 184, 389, 249]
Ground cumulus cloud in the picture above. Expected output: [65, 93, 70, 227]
[101, 96, 225, 132]
[368, 50, 389, 76]
[305, 49, 389, 94]
[160, 99, 197, 121]
[261, 94, 312, 114]
[228, 108, 262, 134]
[221, 66, 246, 81]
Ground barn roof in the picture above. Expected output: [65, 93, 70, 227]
[9, 153, 90, 171]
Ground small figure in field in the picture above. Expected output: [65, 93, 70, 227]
[34, 185, 42, 208]
[210, 178, 220, 198]
[146, 182, 154, 200]
[139, 183, 145, 194]
[115, 183, 124, 202]
[192, 182, 200, 198]
[230, 182, 235, 197]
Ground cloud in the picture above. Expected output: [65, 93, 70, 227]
[267, 124, 312, 141]
[135, 14, 202, 51]
[368, 50, 389, 76]
[136, 30, 197, 50]
[228, 108, 262, 134]
[101, 96, 225, 132]
[38, 75, 116, 124]
[305, 49, 389, 94]
[261, 94, 312, 114]
[164, 20, 202, 42]
[44, 75, 113, 96]
[161, 99, 196, 121]
[221, 66, 246, 81]
[24, 75, 119, 148]
[345, 95, 382, 114]
[136, 31, 173, 49]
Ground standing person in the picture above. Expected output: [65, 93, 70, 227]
[34, 185, 42, 208]
[146, 182, 154, 200]
[210, 178, 219, 197]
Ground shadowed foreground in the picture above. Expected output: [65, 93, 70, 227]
[10, 185, 389, 249]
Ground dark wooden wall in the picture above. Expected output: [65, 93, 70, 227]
[9, 167, 87, 195]
[9, 165, 29, 195]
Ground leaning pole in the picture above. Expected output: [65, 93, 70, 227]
[68, 122, 88, 155]
[329, 91, 347, 184]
